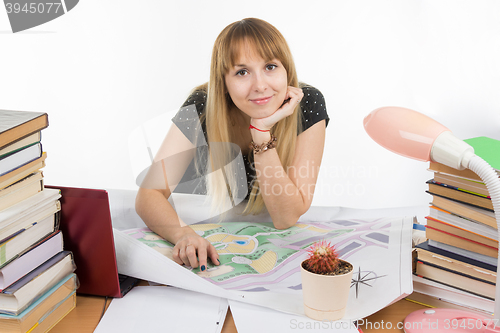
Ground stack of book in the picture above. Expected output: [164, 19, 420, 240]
[410, 136, 500, 316]
[0, 110, 77, 332]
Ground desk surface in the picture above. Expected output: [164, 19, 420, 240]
[50, 295, 111, 333]
[50, 292, 428, 333]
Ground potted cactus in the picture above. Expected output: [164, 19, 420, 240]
[300, 240, 353, 321]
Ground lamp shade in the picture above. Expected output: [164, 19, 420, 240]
[363, 105, 500, 324]
[363, 106, 450, 162]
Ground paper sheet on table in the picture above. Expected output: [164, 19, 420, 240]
[94, 286, 228, 333]
[228, 300, 359, 333]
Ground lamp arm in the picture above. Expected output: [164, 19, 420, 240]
[466, 155, 500, 319]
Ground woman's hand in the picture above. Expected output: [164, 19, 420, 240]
[250, 86, 303, 131]
[172, 233, 220, 271]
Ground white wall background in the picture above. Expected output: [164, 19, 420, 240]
[1, 0, 499, 210]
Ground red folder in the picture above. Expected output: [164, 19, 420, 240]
[45, 186, 123, 297]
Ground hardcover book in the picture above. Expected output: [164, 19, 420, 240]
[0, 251, 75, 315]
[431, 195, 496, 229]
[0, 172, 44, 212]
[428, 239, 497, 266]
[0, 273, 77, 333]
[0, 132, 40, 160]
[0, 188, 60, 230]
[0, 211, 60, 268]
[0, 232, 63, 292]
[411, 275, 494, 315]
[0, 154, 46, 191]
[0, 143, 43, 177]
[427, 180, 493, 211]
[415, 260, 495, 299]
[433, 172, 489, 197]
[425, 226, 497, 258]
[425, 217, 497, 248]
[0, 110, 48, 151]
[415, 241, 496, 283]
[429, 206, 496, 239]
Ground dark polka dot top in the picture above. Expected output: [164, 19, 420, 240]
[171, 84, 329, 198]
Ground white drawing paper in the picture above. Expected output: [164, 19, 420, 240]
[114, 215, 413, 320]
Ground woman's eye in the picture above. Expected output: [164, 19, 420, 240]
[266, 64, 277, 71]
[236, 69, 248, 76]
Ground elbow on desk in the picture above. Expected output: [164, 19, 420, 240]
[271, 201, 310, 230]
[272, 212, 303, 230]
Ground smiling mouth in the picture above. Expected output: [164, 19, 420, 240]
[250, 96, 273, 105]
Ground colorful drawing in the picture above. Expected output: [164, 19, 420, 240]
[124, 218, 394, 293]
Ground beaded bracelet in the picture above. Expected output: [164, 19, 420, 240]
[249, 134, 277, 154]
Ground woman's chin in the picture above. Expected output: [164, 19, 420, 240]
[253, 107, 278, 119]
[240, 104, 278, 120]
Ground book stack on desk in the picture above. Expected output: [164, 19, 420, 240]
[410, 136, 500, 315]
[0, 110, 77, 332]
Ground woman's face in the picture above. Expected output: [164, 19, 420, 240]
[225, 44, 288, 120]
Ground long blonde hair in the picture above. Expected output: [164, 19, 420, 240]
[199, 18, 302, 216]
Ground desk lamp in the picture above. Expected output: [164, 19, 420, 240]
[364, 107, 500, 333]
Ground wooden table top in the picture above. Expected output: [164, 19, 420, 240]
[49, 292, 429, 333]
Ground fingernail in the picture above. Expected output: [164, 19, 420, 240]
[217, 259, 220, 264]
[201, 265, 206, 271]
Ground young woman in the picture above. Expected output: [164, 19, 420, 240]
[135, 18, 329, 271]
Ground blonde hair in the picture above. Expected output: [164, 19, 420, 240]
[197, 18, 302, 217]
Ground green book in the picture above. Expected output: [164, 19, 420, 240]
[464, 137, 500, 171]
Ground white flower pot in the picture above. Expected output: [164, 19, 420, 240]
[300, 259, 353, 321]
